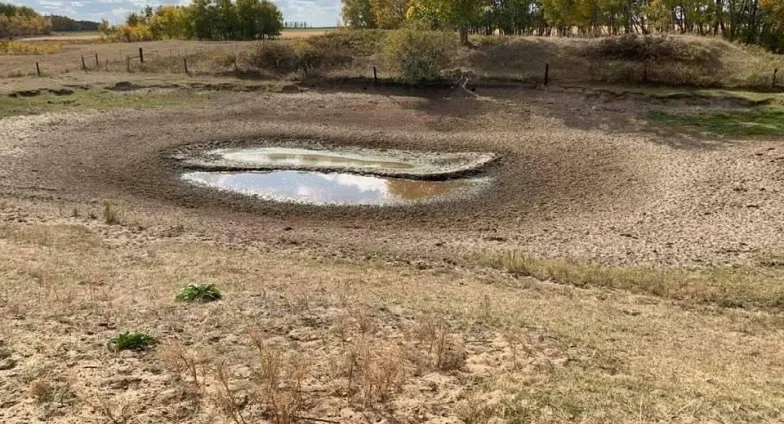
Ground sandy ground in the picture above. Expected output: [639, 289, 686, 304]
[1, 76, 784, 423]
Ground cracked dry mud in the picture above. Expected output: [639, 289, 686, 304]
[1, 86, 782, 267]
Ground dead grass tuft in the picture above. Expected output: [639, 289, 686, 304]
[102, 200, 121, 225]
[159, 342, 208, 396]
[28, 378, 52, 402]
[412, 315, 467, 372]
[83, 392, 135, 424]
[28, 377, 77, 405]
[213, 362, 249, 424]
[341, 338, 407, 406]
[249, 331, 308, 423]
[481, 250, 784, 310]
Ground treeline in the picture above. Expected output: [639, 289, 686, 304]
[49, 15, 99, 32]
[342, 0, 784, 52]
[101, 0, 283, 42]
[284, 21, 310, 28]
[0, 2, 51, 38]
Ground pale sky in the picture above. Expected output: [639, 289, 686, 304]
[9, 0, 341, 27]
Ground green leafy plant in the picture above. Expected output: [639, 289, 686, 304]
[108, 332, 156, 351]
[382, 27, 457, 84]
[175, 283, 223, 303]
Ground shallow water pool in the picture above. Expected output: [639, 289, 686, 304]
[182, 170, 486, 206]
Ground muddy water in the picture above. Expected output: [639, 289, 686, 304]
[214, 148, 415, 171]
[182, 170, 485, 205]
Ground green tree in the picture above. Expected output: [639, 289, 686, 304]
[371, 0, 410, 28]
[187, 0, 216, 39]
[407, 0, 485, 44]
[216, 0, 238, 39]
[151, 6, 187, 39]
[342, 0, 378, 27]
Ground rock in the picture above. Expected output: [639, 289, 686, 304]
[0, 399, 18, 408]
[0, 358, 17, 370]
[10, 90, 41, 98]
[103, 376, 141, 390]
[109, 81, 138, 92]
[280, 85, 299, 94]
[47, 88, 74, 96]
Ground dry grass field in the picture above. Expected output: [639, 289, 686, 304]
[1, 32, 784, 423]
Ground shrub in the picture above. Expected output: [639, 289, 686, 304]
[247, 41, 297, 74]
[108, 332, 156, 351]
[175, 283, 222, 302]
[591, 34, 714, 64]
[293, 39, 353, 74]
[382, 27, 457, 84]
[307, 29, 386, 57]
[247, 38, 359, 75]
[1, 41, 62, 55]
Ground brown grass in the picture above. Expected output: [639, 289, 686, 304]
[465, 34, 784, 88]
[0, 211, 783, 422]
[4, 31, 781, 89]
[480, 250, 784, 310]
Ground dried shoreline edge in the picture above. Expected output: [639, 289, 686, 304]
[169, 140, 502, 181]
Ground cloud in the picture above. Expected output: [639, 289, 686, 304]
[13, 0, 340, 26]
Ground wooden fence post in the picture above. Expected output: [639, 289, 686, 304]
[36, 62, 41, 77]
[774, 68, 779, 89]
[139, 48, 144, 64]
[81, 55, 86, 71]
[544, 63, 549, 86]
[373, 66, 378, 86]
[95, 53, 99, 69]
[126, 56, 130, 72]
[184, 57, 189, 75]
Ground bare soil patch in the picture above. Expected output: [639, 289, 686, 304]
[2, 83, 782, 266]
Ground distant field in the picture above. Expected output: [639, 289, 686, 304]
[17, 28, 336, 43]
[280, 27, 337, 38]
[19, 31, 102, 42]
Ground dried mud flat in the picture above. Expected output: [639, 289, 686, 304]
[1, 85, 783, 266]
[1, 82, 784, 424]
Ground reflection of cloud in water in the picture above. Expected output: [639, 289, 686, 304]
[319, 173, 388, 193]
[183, 171, 484, 205]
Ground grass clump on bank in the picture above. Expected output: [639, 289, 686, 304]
[649, 108, 784, 137]
[481, 250, 784, 310]
[108, 332, 156, 351]
[0, 89, 207, 119]
[175, 283, 222, 302]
